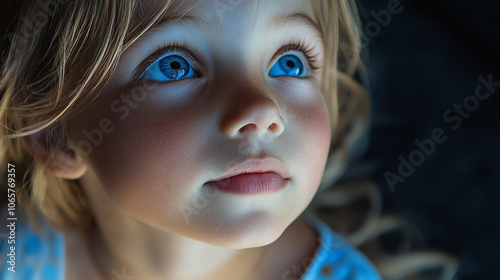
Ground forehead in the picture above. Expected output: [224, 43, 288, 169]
[134, 0, 316, 31]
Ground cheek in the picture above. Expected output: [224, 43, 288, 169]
[283, 86, 332, 209]
[297, 95, 331, 153]
[68, 92, 206, 219]
[302, 98, 331, 203]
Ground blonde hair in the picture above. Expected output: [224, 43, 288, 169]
[0, 0, 456, 279]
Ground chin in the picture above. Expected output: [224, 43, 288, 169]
[195, 212, 291, 249]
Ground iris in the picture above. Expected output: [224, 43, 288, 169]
[269, 54, 306, 77]
[143, 55, 196, 81]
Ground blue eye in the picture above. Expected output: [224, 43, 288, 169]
[142, 54, 197, 82]
[269, 54, 306, 78]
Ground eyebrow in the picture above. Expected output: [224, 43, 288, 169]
[136, 12, 322, 44]
[269, 12, 322, 38]
[128, 15, 205, 48]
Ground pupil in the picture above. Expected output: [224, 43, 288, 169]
[171, 61, 181, 69]
[286, 60, 295, 68]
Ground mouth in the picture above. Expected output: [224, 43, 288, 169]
[204, 157, 291, 195]
[204, 171, 290, 195]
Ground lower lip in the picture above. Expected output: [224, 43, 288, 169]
[204, 172, 289, 195]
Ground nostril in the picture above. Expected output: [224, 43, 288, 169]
[239, 124, 252, 132]
[239, 123, 279, 133]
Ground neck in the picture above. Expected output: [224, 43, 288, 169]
[85, 220, 267, 280]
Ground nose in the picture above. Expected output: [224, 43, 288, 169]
[220, 91, 285, 139]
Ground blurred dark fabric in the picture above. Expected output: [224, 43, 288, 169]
[357, 0, 500, 279]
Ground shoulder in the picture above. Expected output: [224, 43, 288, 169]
[0, 216, 65, 280]
[300, 214, 382, 280]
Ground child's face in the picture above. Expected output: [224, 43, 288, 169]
[68, 0, 331, 247]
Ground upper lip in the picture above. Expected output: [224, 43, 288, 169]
[209, 157, 290, 182]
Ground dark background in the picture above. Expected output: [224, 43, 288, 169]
[356, 0, 500, 279]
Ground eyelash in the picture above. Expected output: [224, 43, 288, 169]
[277, 40, 322, 74]
[139, 41, 199, 77]
[138, 40, 322, 79]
